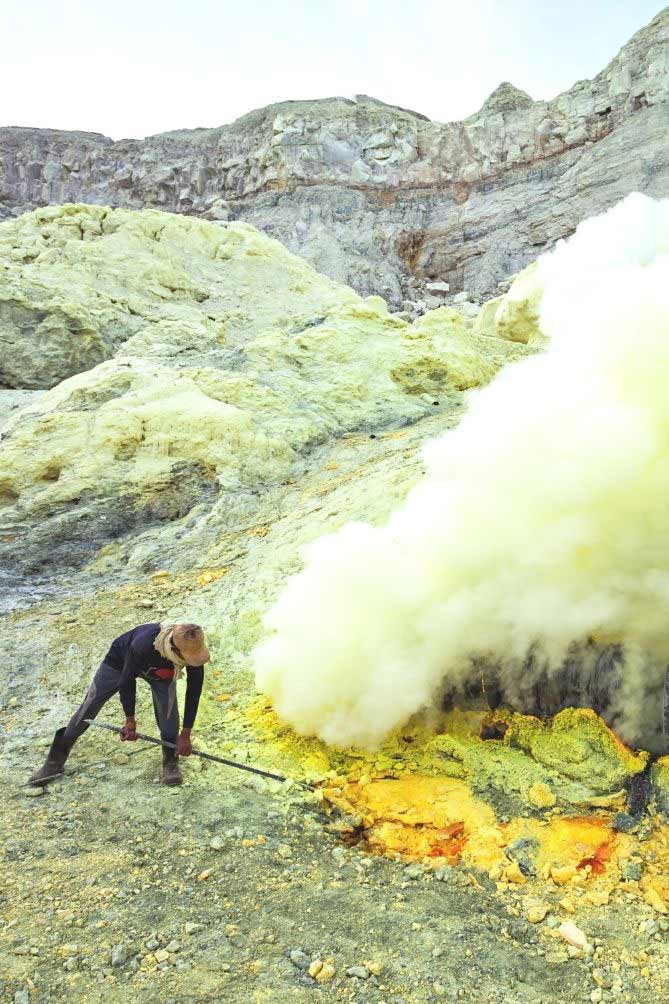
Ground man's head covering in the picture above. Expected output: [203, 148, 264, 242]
[154, 622, 210, 675]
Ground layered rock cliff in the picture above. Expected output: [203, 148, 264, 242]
[1, 11, 667, 306]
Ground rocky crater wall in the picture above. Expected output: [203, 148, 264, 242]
[1, 11, 668, 306]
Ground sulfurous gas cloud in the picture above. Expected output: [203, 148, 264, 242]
[254, 194, 669, 750]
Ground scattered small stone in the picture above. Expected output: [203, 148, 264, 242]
[620, 857, 643, 881]
[145, 938, 159, 952]
[277, 844, 293, 858]
[184, 922, 200, 935]
[316, 963, 336, 983]
[210, 835, 225, 851]
[527, 782, 556, 809]
[612, 812, 638, 834]
[197, 869, 212, 881]
[25, 787, 44, 798]
[526, 903, 549, 924]
[558, 921, 589, 951]
[346, 965, 370, 979]
[365, 960, 383, 976]
[154, 948, 170, 963]
[112, 753, 130, 766]
[309, 959, 323, 978]
[14, 992, 30, 1004]
[289, 949, 310, 970]
[111, 944, 127, 967]
[550, 865, 577, 885]
[165, 940, 180, 953]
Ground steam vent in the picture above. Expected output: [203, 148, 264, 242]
[3, 13, 669, 1001]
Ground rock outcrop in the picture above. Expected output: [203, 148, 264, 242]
[1, 11, 667, 306]
[0, 205, 531, 584]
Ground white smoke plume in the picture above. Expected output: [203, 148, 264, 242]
[253, 194, 669, 749]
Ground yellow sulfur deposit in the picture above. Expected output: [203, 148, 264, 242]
[489, 262, 545, 345]
[0, 205, 531, 519]
[232, 692, 669, 897]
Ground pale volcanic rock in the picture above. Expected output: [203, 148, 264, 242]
[0, 12, 667, 305]
[0, 205, 531, 580]
[0, 203, 358, 389]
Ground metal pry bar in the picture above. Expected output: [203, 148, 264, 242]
[85, 719, 289, 783]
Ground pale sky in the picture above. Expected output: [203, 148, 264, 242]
[3, 1, 664, 139]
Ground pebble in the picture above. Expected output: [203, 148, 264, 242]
[315, 962, 336, 982]
[612, 812, 638, 834]
[25, 787, 44, 798]
[346, 965, 370, 979]
[526, 904, 549, 924]
[210, 836, 225, 851]
[289, 949, 310, 970]
[14, 992, 30, 1004]
[165, 940, 181, 953]
[145, 938, 159, 951]
[184, 922, 200, 935]
[620, 857, 643, 881]
[155, 949, 170, 963]
[111, 944, 127, 967]
[558, 922, 589, 951]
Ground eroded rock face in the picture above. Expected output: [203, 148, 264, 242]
[1, 12, 667, 305]
[0, 203, 359, 389]
[0, 205, 531, 582]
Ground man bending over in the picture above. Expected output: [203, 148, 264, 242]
[29, 622, 210, 787]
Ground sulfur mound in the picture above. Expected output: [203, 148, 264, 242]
[0, 205, 531, 578]
[0, 203, 358, 389]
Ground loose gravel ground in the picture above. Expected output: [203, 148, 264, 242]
[2, 737, 668, 1004]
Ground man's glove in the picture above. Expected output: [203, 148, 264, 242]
[120, 718, 138, 741]
[176, 729, 193, 756]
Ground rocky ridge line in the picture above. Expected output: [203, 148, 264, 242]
[1, 10, 668, 306]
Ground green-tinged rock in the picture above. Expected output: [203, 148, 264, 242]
[650, 756, 669, 813]
[493, 262, 545, 345]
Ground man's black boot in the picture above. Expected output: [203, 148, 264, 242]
[28, 728, 74, 786]
[161, 747, 183, 786]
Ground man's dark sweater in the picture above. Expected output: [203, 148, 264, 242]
[104, 623, 205, 728]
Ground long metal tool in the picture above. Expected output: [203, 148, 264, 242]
[85, 719, 289, 783]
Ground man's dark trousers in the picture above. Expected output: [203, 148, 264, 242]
[62, 661, 179, 744]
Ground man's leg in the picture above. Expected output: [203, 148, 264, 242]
[63, 661, 122, 743]
[29, 661, 121, 786]
[149, 678, 182, 786]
